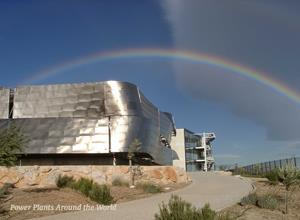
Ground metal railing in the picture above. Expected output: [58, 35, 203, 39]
[240, 157, 299, 175]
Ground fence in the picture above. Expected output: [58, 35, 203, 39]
[240, 157, 300, 175]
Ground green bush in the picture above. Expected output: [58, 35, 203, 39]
[0, 187, 6, 197]
[112, 177, 129, 187]
[277, 165, 300, 214]
[265, 169, 279, 184]
[56, 175, 75, 188]
[240, 193, 258, 206]
[88, 183, 114, 205]
[155, 195, 204, 220]
[201, 203, 216, 220]
[241, 192, 278, 210]
[257, 194, 278, 210]
[72, 177, 94, 196]
[55, 175, 114, 205]
[136, 182, 161, 194]
[155, 195, 234, 220]
[0, 183, 13, 198]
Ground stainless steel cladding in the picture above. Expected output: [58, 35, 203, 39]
[0, 81, 176, 165]
[0, 88, 10, 119]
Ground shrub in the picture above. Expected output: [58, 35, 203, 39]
[0, 183, 13, 198]
[112, 177, 129, 187]
[88, 183, 114, 205]
[201, 203, 216, 220]
[155, 195, 204, 220]
[136, 182, 161, 194]
[56, 175, 75, 188]
[277, 165, 300, 190]
[55, 175, 114, 205]
[241, 192, 279, 210]
[265, 169, 279, 184]
[277, 164, 300, 214]
[240, 193, 258, 206]
[72, 177, 94, 196]
[155, 195, 233, 220]
[257, 194, 278, 210]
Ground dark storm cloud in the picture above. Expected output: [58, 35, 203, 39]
[162, 0, 300, 140]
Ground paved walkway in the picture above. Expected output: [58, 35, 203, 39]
[35, 172, 253, 220]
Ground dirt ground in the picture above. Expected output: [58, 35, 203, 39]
[0, 182, 188, 220]
[5, 177, 299, 220]
[221, 178, 300, 220]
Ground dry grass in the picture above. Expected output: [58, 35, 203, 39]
[220, 178, 300, 220]
[0, 182, 189, 220]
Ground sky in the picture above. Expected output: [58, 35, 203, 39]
[0, 0, 300, 166]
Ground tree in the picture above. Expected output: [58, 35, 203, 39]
[127, 138, 141, 187]
[0, 122, 27, 166]
[127, 138, 141, 167]
[277, 164, 300, 214]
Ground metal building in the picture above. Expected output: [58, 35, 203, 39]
[0, 81, 176, 165]
[171, 128, 215, 172]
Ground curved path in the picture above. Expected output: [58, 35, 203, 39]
[36, 172, 253, 220]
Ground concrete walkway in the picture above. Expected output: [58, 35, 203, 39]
[35, 172, 253, 220]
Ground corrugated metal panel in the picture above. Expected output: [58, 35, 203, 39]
[0, 81, 176, 165]
[0, 88, 10, 119]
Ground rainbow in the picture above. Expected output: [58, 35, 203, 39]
[23, 48, 300, 105]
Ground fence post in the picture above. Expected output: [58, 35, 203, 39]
[243, 157, 299, 177]
[264, 162, 267, 174]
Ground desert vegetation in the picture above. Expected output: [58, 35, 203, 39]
[136, 182, 162, 194]
[155, 195, 233, 220]
[240, 193, 278, 210]
[223, 165, 300, 219]
[56, 175, 166, 204]
[111, 177, 130, 187]
[56, 175, 114, 205]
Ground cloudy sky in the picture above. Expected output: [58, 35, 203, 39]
[1, 0, 299, 166]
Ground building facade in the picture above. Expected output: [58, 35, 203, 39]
[0, 81, 176, 165]
[171, 128, 215, 172]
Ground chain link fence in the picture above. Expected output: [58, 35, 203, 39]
[240, 157, 299, 175]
